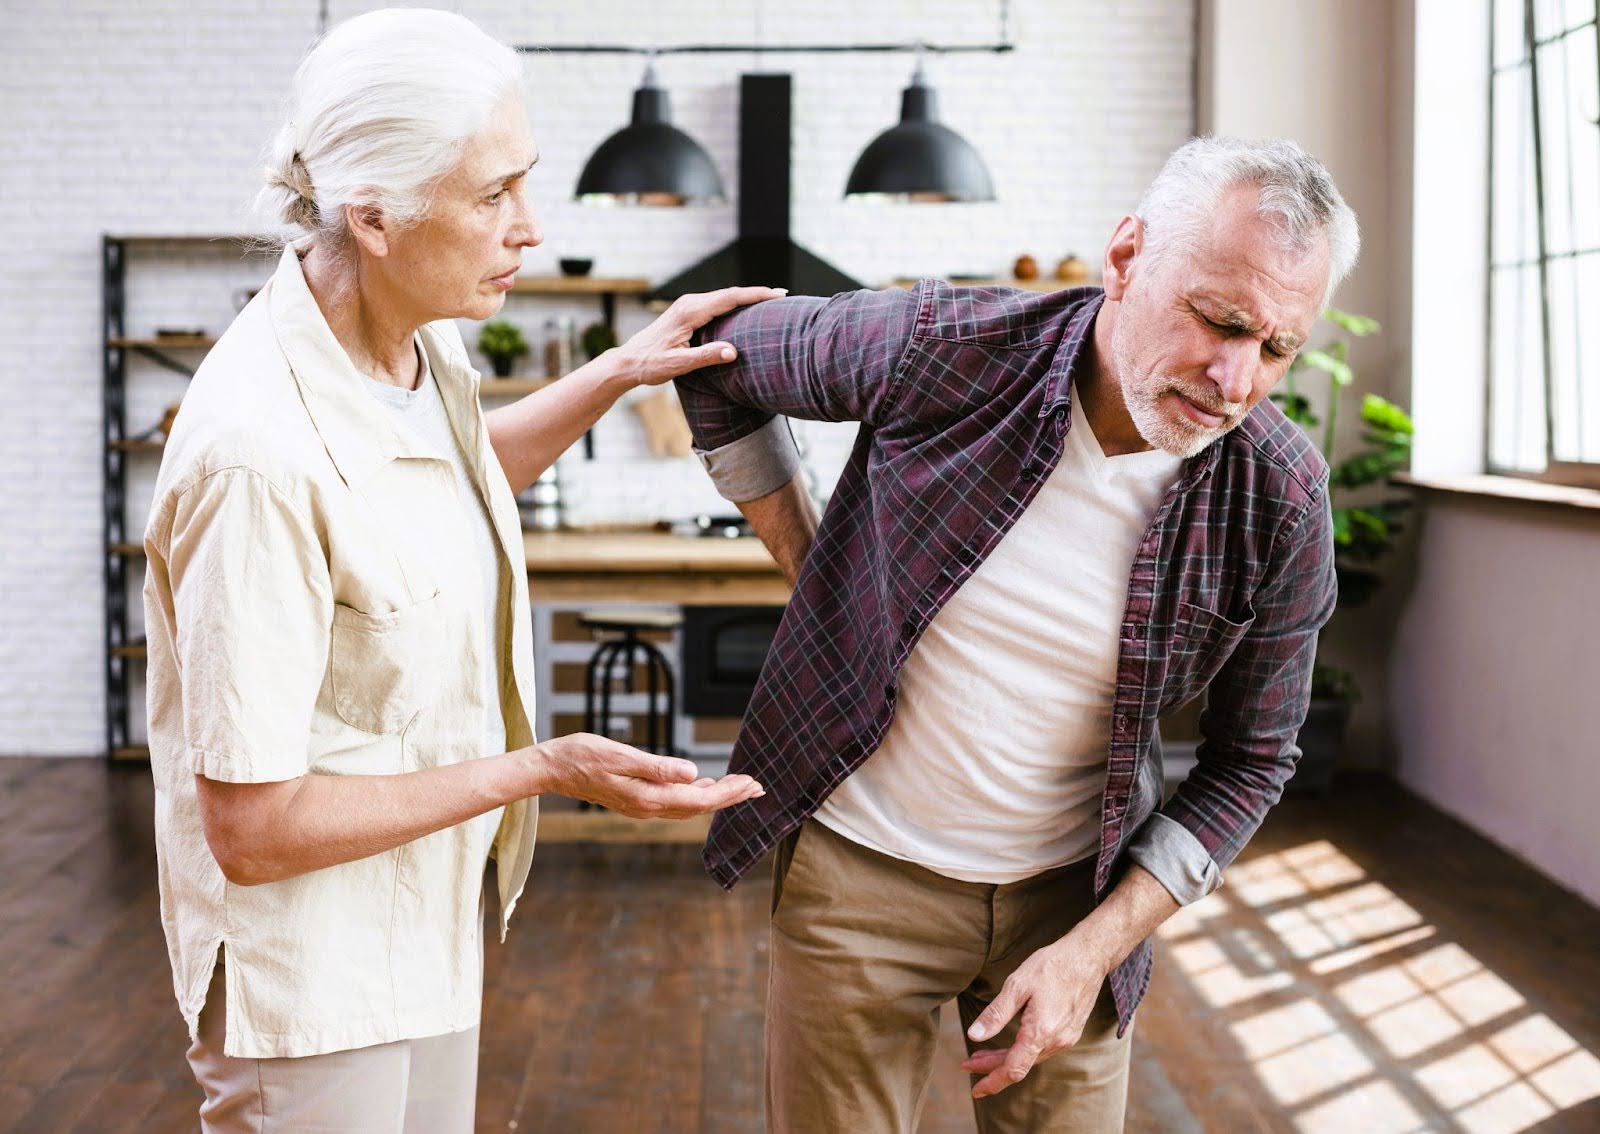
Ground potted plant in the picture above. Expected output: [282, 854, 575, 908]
[477, 319, 528, 377]
[1270, 309, 1413, 792]
[580, 320, 619, 361]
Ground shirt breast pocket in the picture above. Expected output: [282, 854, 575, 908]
[329, 589, 444, 734]
[1163, 599, 1257, 709]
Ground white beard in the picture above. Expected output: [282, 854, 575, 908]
[1112, 327, 1241, 459]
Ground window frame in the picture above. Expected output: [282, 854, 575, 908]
[1484, 0, 1600, 488]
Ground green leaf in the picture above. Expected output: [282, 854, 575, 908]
[1334, 451, 1406, 489]
[1348, 508, 1388, 540]
[1360, 429, 1413, 453]
[1300, 348, 1354, 386]
[1270, 391, 1320, 429]
[1361, 394, 1414, 435]
[476, 319, 529, 361]
[1331, 508, 1353, 546]
[1324, 309, 1381, 336]
[1334, 504, 1406, 562]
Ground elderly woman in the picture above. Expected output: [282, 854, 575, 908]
[142, 9, 774, 1131]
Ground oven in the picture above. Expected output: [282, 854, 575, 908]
[680, 605, 785, 717]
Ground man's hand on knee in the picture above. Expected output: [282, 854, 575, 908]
[961, 939, 1109, 1099]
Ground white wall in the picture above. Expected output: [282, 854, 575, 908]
[1390, 498, 1600, 907]
[1390, 0, 1600, 908]
[1196, 0, 1414, 769]
[1197, 0, 1600, 908]
[0, 1, 1194, 755]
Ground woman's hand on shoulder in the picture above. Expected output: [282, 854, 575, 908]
[524, 733, 764, 819]
[609, 286, 787, 388]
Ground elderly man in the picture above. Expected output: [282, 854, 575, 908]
[674, 136, 1358, 1133]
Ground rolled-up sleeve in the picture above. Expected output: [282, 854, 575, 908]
[162, 467, 332, 783]
[693, 416, 804, 504]
[676, 286, 922, 501]
[1129, 487, 1337, 906]
[1126, 813, 1224, 906]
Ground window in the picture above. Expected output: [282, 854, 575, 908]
[1488, 0, 1600, 485]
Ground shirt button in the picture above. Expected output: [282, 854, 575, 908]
[1115, 714, 1129, 733]
[1022, 464, 1041, 483]
[901, 618, 915, 637]
[884, 683, 896, 700]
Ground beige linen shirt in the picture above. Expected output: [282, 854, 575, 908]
[142, 245, 539, 1059]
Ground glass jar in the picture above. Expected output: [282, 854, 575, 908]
[542, 315, 576, 378]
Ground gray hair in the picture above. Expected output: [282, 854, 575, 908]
[1136, 136, 1360, 305]
[255, 8, 523, 251]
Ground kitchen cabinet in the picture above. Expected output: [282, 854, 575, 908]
[525, 530, 789, 767]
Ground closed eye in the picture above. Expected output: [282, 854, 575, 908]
[1203, 316, 1292, 362]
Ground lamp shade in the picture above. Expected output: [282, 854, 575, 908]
[844, 72, 995, 203]
[576, 82, 726, 206]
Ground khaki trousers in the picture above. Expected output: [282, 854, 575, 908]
[766, 819, 1132, 1134]
[185, 960, 480, 1133]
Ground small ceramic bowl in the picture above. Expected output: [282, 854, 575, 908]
[558, 258, 594, 277]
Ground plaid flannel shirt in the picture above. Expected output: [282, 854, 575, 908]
[675, 281, 1336, 1032]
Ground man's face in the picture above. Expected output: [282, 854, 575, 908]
[1108, 186, 1330, 458]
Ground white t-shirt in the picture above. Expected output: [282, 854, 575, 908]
[815, 394, 1183, 883]
[362, 338, 507, 864]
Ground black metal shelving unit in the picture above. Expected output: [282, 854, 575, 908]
[99, 235, 645, 762]
[100, 234, 258, 763]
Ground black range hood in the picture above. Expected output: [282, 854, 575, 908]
[649, 74, 864, 302]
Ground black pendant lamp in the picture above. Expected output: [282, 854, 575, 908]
[845, 54, 995, 203]
[576, 60, 726, 206]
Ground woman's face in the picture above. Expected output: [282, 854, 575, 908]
[382, 95, 544, 324]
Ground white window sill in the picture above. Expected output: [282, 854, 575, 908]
[1395, 472, 1600, 515]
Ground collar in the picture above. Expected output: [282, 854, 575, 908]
[1043, 288, 1223, 483]
[1039, 289, 1106, 417]
[267, 245, 482, 486]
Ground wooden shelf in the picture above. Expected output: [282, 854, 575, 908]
[108, 335, 216, 349]
[508, 275, 652, 295]
[110, 438, 164, 454]
[111, 642, 147, 660]
[107, 234, 268, 247]
[111, 745, 150, 762]
[525, 530, 780, 574]
[479, 377, 556, 398]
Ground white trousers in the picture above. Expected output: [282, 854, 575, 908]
[185, 959, 480, 1133]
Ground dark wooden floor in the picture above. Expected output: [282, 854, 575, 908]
[4, 758, 1600, 1133]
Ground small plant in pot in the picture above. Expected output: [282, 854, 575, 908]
[1270, 309, 1414, 792]
[580, 320, 618, 361]
[477, 319, 528, 378]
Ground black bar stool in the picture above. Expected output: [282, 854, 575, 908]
[578, 608, 682, 759]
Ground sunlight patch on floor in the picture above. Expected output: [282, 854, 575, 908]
[1158, 840, 1600, 1133]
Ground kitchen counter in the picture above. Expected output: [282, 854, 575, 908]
[524, 529, 791, 605]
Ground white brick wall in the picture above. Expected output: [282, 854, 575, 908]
[0, 0, 1192, 755]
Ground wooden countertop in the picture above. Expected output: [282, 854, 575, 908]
[523, 529, 779, 573]
[523, 530, 789, 605]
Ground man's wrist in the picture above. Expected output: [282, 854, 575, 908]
[1057, 914, 1123, 976]
[1061, 863, 1181, 974]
